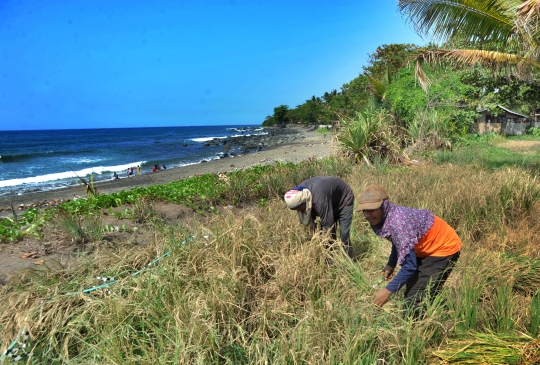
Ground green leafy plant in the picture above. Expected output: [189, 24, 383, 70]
[104, 224, 136, 233]
[337, 105, 402, 164]
[527, 127, 540, 137]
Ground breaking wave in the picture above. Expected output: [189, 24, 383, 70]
[0, 161, 145, 188]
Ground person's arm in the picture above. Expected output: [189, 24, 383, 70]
[379, 245, 398, 281]
[373, 250, 417, 307]
[385, 249, 417, 293]
[387, 244, 398, 268]
[309, 218, 316, 234]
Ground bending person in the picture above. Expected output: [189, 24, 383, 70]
[357, 185, 461, 314]
[284, 176, 354, 258]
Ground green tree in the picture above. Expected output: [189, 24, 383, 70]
[461, 67, 540, 117]
[385, 66, 478, 133]
[289, 97, 324, 125]
[363, 43, 419, 78]
[273, 105, 290, 124]
[262, 105, 290, 126]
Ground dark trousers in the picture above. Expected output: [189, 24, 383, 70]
[404, 251, 460, 316]
[329, 203, 354, 258]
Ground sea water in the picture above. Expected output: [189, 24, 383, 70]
[0, 125, 264, 197]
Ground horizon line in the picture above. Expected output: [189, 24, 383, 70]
[0, 123, 263, 132]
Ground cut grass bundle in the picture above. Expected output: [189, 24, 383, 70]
[512, 258, 540, 296]
[433, 332, 540, 365]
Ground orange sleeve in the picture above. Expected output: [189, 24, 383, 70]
[414, 215, 462, 258]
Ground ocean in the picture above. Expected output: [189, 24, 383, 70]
[0, 125, 265, 197]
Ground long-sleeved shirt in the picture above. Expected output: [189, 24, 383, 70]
[300, 176, 354, 229]
[383, 215, 462, 293]
[386, 246, 417, 293]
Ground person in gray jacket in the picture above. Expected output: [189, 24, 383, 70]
[284, 176, 355, 258]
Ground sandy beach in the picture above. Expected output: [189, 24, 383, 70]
[0, 128, 337, 215]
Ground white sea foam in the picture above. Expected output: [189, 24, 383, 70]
[230, 127, 265, 132]
[191, 136, 227, 142]
[230, 132, 268, 137]
[191, 131, 267, 143]
[0, 161, 145, 188]
[70, 158, 105, 164]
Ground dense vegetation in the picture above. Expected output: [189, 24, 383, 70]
[1, 136, 540, 363]
[263, 42, 540, 134]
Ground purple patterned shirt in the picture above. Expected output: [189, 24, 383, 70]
[372, 200, 435, 265]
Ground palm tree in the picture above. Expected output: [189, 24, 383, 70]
[398, 0, 540, 89]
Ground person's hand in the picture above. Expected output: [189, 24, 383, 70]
[309, 219, 316, 234]
[373, 288, 392, 307]
[381, 265, 395, 281]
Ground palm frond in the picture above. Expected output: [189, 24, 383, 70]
[414, 48, 540, 90]
[517, 0, 540, 22]
[415, 60, 432, 91]
[398, 0, 516, 44]
[367, 75, 387, 100]
[516, 0, 540, 47]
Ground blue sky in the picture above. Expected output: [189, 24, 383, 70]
[0, 1, 425, 130]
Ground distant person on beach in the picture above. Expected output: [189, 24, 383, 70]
[152, 164, 158, 172]
[137, 165, 141, 175]
[162, 164, 167, 170]
[284, 176, 354, 258]
[113, 172, 119, 180]
[357, 185, 462, 316]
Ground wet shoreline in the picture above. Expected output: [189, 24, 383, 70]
[0, 127, 336, 215]
[0, 126, 305, 199]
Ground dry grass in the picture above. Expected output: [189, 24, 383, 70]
[0, 160, 539, 364]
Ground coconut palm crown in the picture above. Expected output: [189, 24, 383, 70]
[398, 0, 540, 89]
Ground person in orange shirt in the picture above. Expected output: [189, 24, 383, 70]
[357, 185, 462, 316]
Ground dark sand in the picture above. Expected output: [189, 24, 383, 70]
[1, 129, 337, 215]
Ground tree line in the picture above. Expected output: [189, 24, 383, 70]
[262, 42, 540, 134]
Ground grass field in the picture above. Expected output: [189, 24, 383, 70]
[1, 136, 540, 364]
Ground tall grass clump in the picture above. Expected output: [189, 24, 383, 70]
[55, 213, 103, 244]
[529, 291, 540, 338]
[489, 280, 515, 333]
[406, 109, 451, 153]
[446, 269, 481, 332]
[337, 105, 402, 164]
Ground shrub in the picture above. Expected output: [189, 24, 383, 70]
[336, 106, 402, 164]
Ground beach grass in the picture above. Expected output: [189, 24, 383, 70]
[1, 144, 540, 363]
